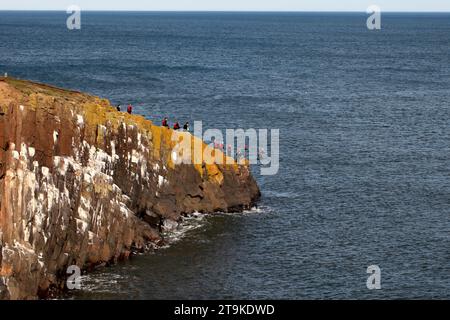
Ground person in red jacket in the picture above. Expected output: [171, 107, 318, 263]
[162, 117, 169, 128]
[173, 122, 181, 130]
[127, 104, 133, 114]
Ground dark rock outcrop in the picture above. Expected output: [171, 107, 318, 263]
[0, 77, 260, 299]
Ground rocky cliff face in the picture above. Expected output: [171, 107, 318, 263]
[0, 77, 260, 299]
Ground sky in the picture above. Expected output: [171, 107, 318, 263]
[1, 1, 450, 12]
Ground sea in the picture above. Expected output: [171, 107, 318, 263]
[0, 11, 449, 299]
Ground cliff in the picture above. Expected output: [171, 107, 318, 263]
[0, 77, 260, 299]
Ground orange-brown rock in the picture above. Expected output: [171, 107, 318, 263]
[0, 77, 260, 299]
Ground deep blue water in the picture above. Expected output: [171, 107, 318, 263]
[1, 12, 449, 299]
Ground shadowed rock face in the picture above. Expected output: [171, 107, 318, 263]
[0, 78, 260, 299]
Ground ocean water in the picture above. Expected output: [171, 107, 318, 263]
[0, 11, 449, 299]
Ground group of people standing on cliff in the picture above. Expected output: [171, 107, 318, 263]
[162, 117, 190, 132]
[116, 104, 134, 114]
[115, 103, 266, 161]
[116, 104, 190, 132]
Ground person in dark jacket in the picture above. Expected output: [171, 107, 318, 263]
[183, 122, 190, 131]
[162, 117, 169, 128]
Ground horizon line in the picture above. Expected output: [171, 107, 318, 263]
[1, 9, 450, 13]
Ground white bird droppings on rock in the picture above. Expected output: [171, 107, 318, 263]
[76, 114, 84, 127]
[158, 175, 166, 187]
[28, 147, 35, 157]
[41, 167, 49, 177]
